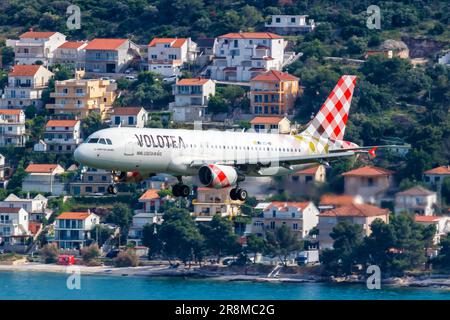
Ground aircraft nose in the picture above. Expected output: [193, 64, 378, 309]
[74, 144, 88, 164]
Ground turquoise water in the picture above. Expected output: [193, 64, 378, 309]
[0, 271, 449, 300]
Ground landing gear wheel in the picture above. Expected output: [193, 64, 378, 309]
[236, 188, 247, 201]
[230, 188, 238, 200]
[172, 184, 181, 197]
[180, 184, 190, 197]
[107, 184, 118, 195]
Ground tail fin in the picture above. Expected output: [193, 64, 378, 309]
[303, 75, 357, 140]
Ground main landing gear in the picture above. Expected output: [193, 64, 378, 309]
[230, 187, 248, 201]
[107, 184, 118, 195]
[107, 171, 125, 195]
[172, 176, 190, 197]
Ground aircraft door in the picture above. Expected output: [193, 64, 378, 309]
[124, 139, 134, 156]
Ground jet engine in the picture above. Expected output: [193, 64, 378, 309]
[198, 164, 239, 189]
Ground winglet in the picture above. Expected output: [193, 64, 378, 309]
[368, 146, 378, 158]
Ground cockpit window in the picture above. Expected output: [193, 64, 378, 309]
[99, 138, 107, 144]
[106, 139, 112, 145]
[87, 138, 99, 143]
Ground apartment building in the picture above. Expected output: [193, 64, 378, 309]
[46, 78, 117, 120]
[249, 116, 291, 133]
[147, 38, 198, 77]
[208, 32, 285, 82]
[54, 211, 100, 249]
[0, 65, 54, 109]
[280, 165, 326, 198]
[69, 168, 111, 195]
[265, 15, 316, 34]
[192, 187, 242, 222]
[0, 109, 27, 147]
[423, 166, 450, 187]
[0, 207, 30, 246]
[110, 107, 148, 128]
[169, 78, 215, 122]
[85, 38, 140, 73]
[6, 30, 66, 66]
[1, 193, 50, 222]
[22, 164, 66, 195]
[41, 120, 82, 153]
[395, 186, 437, 216]
[53, 41, 88, 68]
[250, 70, 299, 115]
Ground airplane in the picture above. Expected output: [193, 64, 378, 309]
[74, 75, 398, 200]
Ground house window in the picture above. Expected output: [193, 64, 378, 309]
[168, 54, 177, 60]
[151, 54, 157, 59]
[272, 210, 276, 218]
[305, 175, 313, 183]
[293, 223, 298, 230]
[128, 116, 134, 125]
[115, 116, 121, 125]
[270, 221, 276, 229]
[88, 175, 93, 181]
[291, 17, 296, 23]
[291, 212, 295, 218]
[86, 186, 92, 193]
[276, 17, 281, 23]
[368, 178, 374, 186]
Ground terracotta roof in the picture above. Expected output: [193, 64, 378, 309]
[176, 78, 210, 86]
[113, 107, 144, 116]
[28, 222, 42, 235]
[415, 215, 442, 223]
[396, 186, 435, 196]
[0, 207, 22, 213]
[423, 166, 450, 175]
[148, 38, 187, 48]
[139, 189, 161, 201]
[46, 120, 79, 127]
[319, 194, 359, 207]
[251, 70, 299, 82]
[219, 32, 282, 39]
[9, 65, 42, 77]
[342, 166, 394, 177]
[319, 203, 389, 217]
[25, 164, 60, 173]
[56, 212, 91, 220]
[0, 109, 22, 115]
[265, 201, 311, 211]
[85, 38, 128, 50]
[19, 31, 57, 39]
[58, 41, 86, 49]
[250, 116, 286, 125]
[295, 165, 321, 175]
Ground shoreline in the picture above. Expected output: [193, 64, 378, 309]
[1, 263, 449, 289]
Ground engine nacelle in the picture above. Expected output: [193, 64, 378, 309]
[198, 164, 238, 189]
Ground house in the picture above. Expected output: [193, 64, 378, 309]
[22, 164, 66, 195]
[0, 109, 27, 147]
[248, 201, 319, 240]
[318, 194, 364, 212]
[250, 116, 291, 133]
[6, 30, 66, 66]
[137, 189, 166, 214]
[69, 168, 111, 195]
[1, 193, 51, 222]
[110, 107, 148, 128]
[438, 51, 450, 65]
[147, 38, 198, 77]
[208, 32, 285, 82]
[54, 211, 100, 249]
[415, 215, 450, 245]
[46, 78, 117, 120]
[0, 207, 30, 246]
[365, 40, 409, 59]
[342, 166, 395, 204]
[85, 38, 140, 73]
[169, 78, 215, 122]
[53, 41, 88, 68]
[395, 186, 437, 216]
[0, 65, 54, 109]
[265, 15, 316, 34]
[38, 120, 82, 153]
[317, 203, 390, 249]
[196, 38, 218, 56]
[192, 187, 242, 222]
[250, 70, 299, 115]
[423, 166, 450, 187]
[279, 165, 326, 198]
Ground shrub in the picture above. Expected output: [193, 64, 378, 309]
[40, 244, 59, 264]
[80, 244, 101, 263]
[113, 249, 139, 267]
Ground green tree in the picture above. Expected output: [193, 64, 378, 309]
[92, 225, 114, 247]
[265, 224, 303, 266]
[433, 234, 450, 269]
[246, 234, 266, 263]
[81, 112, 107, 137]
[114, 249, 139, 267]
[106, 203, 133, 234]
[40, 243, 59, 264]
[207, 95, 228, 114]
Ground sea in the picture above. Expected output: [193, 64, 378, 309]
[0, 271, 449, 300]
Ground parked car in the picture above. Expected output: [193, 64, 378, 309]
[106, 249, 120, 259]
[162, 75, 177, 83]
[124, 68, 133, 74]
[296, 250, 320, 265]
[101, 76, 116, 83]
[125, 75, 136, 81]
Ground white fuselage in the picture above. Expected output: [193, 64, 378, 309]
[74, 127, 346, 177]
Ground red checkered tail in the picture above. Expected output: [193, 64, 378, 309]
[302, 75, 357, 141]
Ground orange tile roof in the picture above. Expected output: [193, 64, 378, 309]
[46, 120, 79, 127]
[19, 31, 57, 39]
[319, 194, 358, 207]
[0, 207, 22, 213]
[176, 78, 210, 86]
[85, 38, 128, 50]
[295, 165, 321, 175]
[139, 189, 161, 201]
[28, 222, 42, 235]
[423, 166, 450, 175]
[265, 201, 311, 211]
[250, 116, 286, 125]
[113, 107, 144, 116]
[148, 38, 187, 48]
[396, 186, 435, 196]
[25, 164, 60, 173]
[342, 165, 394, 177]
[0, 109, 22, 115]
[219, 32, 282, 39]
[56, 212, 91, 220]
[251, 70, 299, 82]
[319, 203, 389, 217]
[9, 65, 42, 77]
[58, 41, 86, 49]
[415, 215, 442, 223]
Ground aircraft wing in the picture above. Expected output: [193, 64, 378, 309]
[329, 144, 411, 157]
